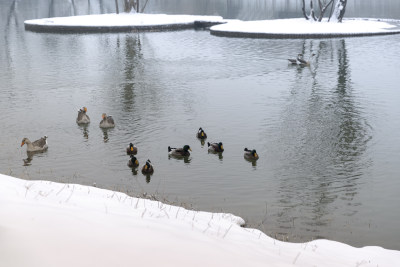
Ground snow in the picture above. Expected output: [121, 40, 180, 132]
[24, 13, 224, 27]
[210, 18, 400, 37]
[1, 173, 399, 267]
[24, 13, 400, 38]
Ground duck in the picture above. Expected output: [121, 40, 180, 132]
[141, 159, 154, 175]
[297, 53, 316, 66]
[196, 127, 207, 139]
[21, 136, 48, 152]
[168, 145, 192, 157]
[99, 113, 115, 128]
[288, 54, 304, 65]
[76, 107, 90, 124]
[126, 143, 138, 155]
[207, 142, 224, 153]
[244, 148, 259, 160]
[128, 155, 139, 168]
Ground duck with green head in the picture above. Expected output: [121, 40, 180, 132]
[128, 155, 139, 168]
[142, 159, 154, 174]
[168, 145, 192, 157]
[126, 143, 138, 155]
[196, 127, 207, 139]
[207, 142, 224, 153]
[244, 148, 259, 161]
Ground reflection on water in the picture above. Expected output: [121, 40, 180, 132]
[1, 0, 400, 250]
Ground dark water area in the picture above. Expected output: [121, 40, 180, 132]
[1, 0, 400, 250]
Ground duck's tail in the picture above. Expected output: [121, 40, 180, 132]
[207, 142, 211, 147]
[168, 146, 172, 152]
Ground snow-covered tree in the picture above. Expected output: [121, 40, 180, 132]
[301, 0, 347, 22]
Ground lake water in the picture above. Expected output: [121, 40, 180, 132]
[1, 0, 400, 250]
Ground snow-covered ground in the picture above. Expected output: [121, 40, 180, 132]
[1, 173, 399, 267]
[210, 17, 400, 37]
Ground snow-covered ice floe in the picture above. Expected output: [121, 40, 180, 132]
[24, 13, 224, 33]
[210, 18, 400, 38]
[1, 173, 399, 267]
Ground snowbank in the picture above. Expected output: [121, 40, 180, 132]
[1, 173, 399, 267]
[24, 13, 224, 33]
[210, 18, 400, 38]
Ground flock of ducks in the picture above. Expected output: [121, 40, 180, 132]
[288, 53, 316, 66]
[20, 109, 260, 176]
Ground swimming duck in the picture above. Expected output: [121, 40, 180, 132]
[196, 127, 207, 139]
[288, 54, 304, 65]
[297, 53, 316, 66]
[128, 155, 139, 168]
[99, 113, 115, 128]
[21, 136, 48, 152]
[141, 159, 154, 175]
[207, 142, 224, 153]
[76, 107, 90, 124]
[168, 145, 192, 157]
[126, 143, 138, 155]
[244, 148, 259, 160]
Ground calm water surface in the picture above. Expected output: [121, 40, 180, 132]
[1, 0, 400, 250]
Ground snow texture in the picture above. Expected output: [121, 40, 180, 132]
[1, 173, 399, 267]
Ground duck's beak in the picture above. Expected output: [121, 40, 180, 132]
[189, 148, 192, 151]
[220, 145, 224, 150]
[254, 152, 258, 158]
[20, 141, 25, 147]
[144, 165, 148, 170]
[130, 147, 134, 152]
[84, 107, 87, 112]
[135, 160, 138, 165]
[201, 132, 204, 137]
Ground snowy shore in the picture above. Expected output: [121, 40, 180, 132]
[1, 173, 399, 267]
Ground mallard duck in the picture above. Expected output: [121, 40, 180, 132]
[99, 113, 115, 128]
[21, 136, 48, 152]
[196, 127, 207, 139]
[128, 155, 139, 168]
[168, 145, 192, 157]
[141, 159, 154, 174]
[126, 143, 138, 155]
[76, 107, 90, 124]
[208, 142, 224, 153]
[298, 53, 316, 66]
[288, 54, 304, 65]
[244, 148, 259, 160]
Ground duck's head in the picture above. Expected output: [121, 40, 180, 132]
[83, 107, 87, 113]
[144, 159, 152, 169]
[102, 113, 107, 120]
[129, 143, 134, 151]
[218, 142, 223, 150]
[252, 149, 258, 158]
[183, 145, 192, 152]
[130, 155, 139, 165]
[21, 138, 28, 147]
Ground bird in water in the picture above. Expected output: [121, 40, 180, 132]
[99, 113, 115, 128]
[126, 143, 138, 155]
[168, 145, 192, 157]
[244, 148, 259, 161]
[21, 136, 48, 152]
[297, 53, 316, 66]
[141, 159, 154, 174]
[196, 127, 207, 139]
[76, 107, 90, 124]
[128, 155, 139, 168]
[288, 54, 304, 65]
[207, 142, 224, 153]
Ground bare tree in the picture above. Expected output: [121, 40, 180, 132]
[302, 0, 347, 22]
[121, 0, 149, 13]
